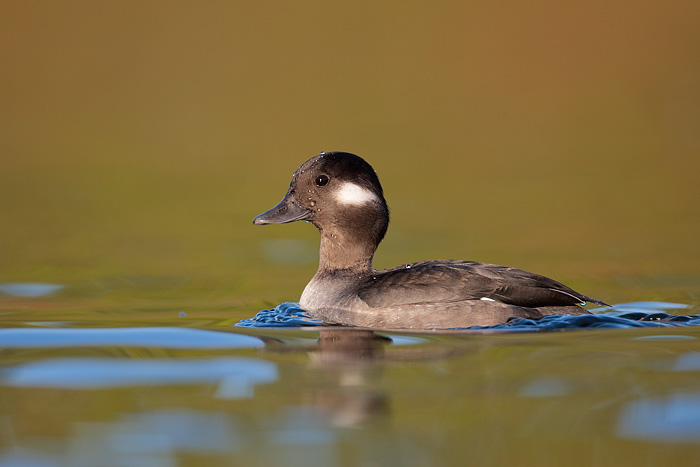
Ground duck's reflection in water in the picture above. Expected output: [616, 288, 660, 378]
[258, 328, 468, 428]
[307, 330, 391, 427]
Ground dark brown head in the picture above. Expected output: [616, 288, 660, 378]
[253, 152, 390, 269]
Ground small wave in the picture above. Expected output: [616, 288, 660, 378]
[236, 302, 324, 328]
[477, 311, 700, 331]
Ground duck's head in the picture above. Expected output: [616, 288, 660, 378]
[253, 152, 389, 268]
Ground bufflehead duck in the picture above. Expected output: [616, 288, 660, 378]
[253, 152, 607, 329]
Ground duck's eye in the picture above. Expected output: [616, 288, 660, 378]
[315, 175, 330, 187]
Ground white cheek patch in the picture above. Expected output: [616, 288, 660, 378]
[335, 182, 378, 206]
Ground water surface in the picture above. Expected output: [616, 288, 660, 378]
[2, 293, 700, 466]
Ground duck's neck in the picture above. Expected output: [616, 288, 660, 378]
[317, 229, 377, 274]
[313, 200, 389, 275]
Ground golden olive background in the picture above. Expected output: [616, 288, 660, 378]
[2, 1, 699, 309]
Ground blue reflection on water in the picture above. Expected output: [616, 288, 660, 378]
[0, 327, 263, 349]
[0, 406, 338, 467]
[618, 393, 700, 443]
[0, 409, 244, 467]
[2, 357, 277, 394]
[269, 406, 335, 445]
[0, 282, 64, 297]
[672, 352, 700, 371]
[518, 376, 571, 398]
[602, 301, 691, 311]
[0, 449, 55, 467]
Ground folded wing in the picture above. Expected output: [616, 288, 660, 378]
[359, 260, 607, 308]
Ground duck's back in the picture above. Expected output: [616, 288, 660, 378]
[361, 260, 601, 309]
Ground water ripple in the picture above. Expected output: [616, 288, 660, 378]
[236, 302, 324, 328]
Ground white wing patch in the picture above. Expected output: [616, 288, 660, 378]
[335, 182, 378, 206]
[480, 297, 496, 302]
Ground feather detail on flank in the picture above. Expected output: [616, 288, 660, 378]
[335, 182, 378, 206]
